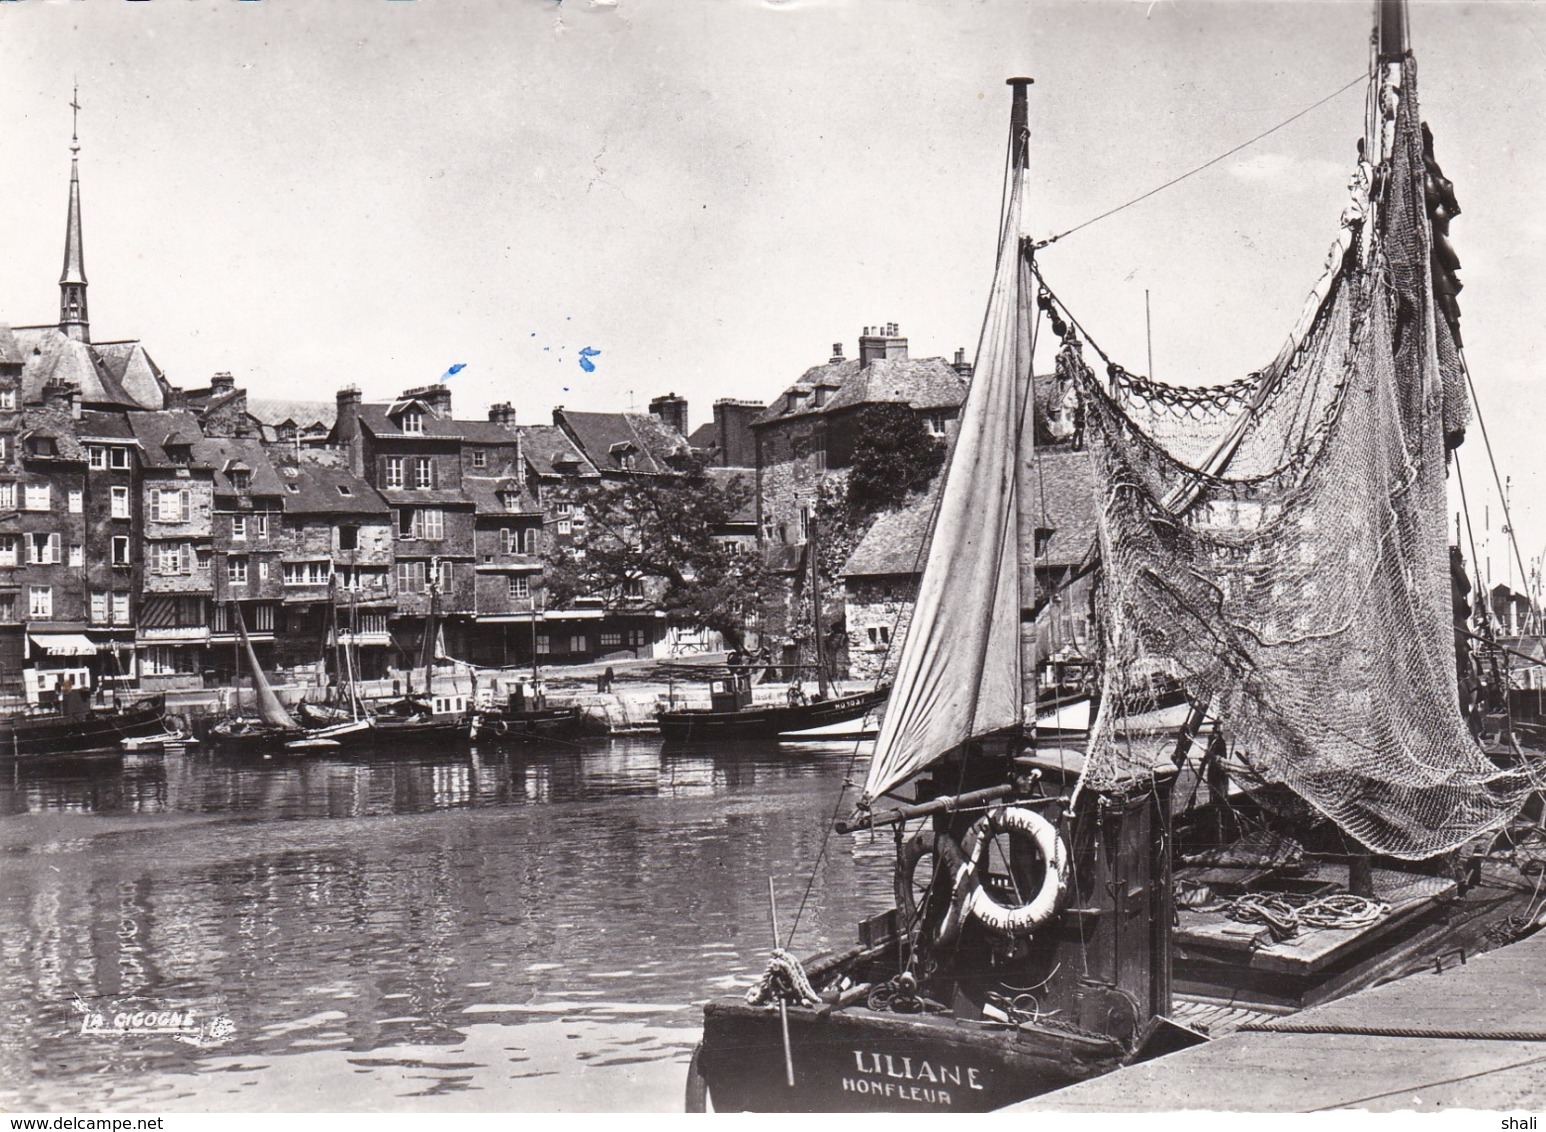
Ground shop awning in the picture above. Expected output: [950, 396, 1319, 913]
[29, 633, 98, 657]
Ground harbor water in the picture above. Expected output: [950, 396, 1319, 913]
[0, 737, 895, 1111]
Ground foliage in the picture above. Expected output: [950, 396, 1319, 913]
[542, 463, 776, 651]
[844, 403, 946, 515]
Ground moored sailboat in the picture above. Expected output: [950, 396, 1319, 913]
[690, 3, 1540, 1111]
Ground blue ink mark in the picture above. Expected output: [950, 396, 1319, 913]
[439, 362, 467, 384]
[530, 332, 536, 337]
[543, 346, 551, 352]
[578, 346, 601, 373]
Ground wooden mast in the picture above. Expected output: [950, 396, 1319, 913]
[809, 514, 830, 699]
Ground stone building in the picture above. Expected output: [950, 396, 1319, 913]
[269, 449, 394, 680]
[840, 375, 1099, 682]
[751, 325, 968, 548]
[128, 411, 218, 689]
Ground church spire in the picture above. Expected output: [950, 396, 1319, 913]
[59, 83, 89, 343]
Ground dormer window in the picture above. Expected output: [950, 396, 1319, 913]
[401, 410, 423, 435]
[27, 436, 58, 458]
[501, 491, 519, 510]
[166, 444, 192, 466]
[230, 470, 251, 491]
[472, 449, 487, 469]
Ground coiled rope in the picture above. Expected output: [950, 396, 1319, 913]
[744, 948, 821, 1008]
[1224, 892, 1390, 942]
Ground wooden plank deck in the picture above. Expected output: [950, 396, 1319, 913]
[1010, 925, 1546, 1111]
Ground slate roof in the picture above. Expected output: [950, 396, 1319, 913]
[76, 410, 138, 441]
[842, 447, 1097, 579]
[705, 467, 756, 525]
[686, 421, 719, 452]
[126, 410, 217, 469]
[91, 341, 168, 410]
[555, 409, 691, 474]
[457, 420, 522, 444]
[0, 324, 22, 367]
[194, 436, 285, 498]
[247, 399, 337, 431]
[358, 403, 465, 439]
[1023, 446, 1099, 569]
[12, 327, 144, 409]
[842, 489, 939, 578]
[752, 356, 968, 428]
[376, 486, 473, 508]
[274, 452, 390, 515]
[464, 475, 542, 517]
[515, 424, 598, 478]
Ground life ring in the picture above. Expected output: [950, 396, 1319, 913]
[959, 805, 1069, 939]
[491, 719, 509, 737]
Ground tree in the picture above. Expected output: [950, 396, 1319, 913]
[845, 403, 946, 515]
[543, 465, 775, 651]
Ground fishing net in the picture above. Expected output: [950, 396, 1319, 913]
[1072, 58, 1530, 859]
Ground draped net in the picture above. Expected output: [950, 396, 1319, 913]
[1073, 57, 1529, 859]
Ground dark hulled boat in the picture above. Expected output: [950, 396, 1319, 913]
[0, 695, 169, 759]
[657, 669, 889, 742]
[690, 9, 1540, 1110]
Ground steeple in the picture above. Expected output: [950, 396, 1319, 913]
[59, 83, 89, 343]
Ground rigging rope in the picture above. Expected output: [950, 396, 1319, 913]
[1035, 74, 1366, 249]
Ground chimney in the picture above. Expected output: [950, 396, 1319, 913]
[335, 385, 363, 476]
[209, 372, 236, 396]
[858, 322, 908, 367]
[42, 378, 80, 419]
[648, 392, 689, 438]
[488, 402, 516, 428]
[953, 347, 974, 378]
[829, 342, 845, 364]
[402, 383, 452, 418]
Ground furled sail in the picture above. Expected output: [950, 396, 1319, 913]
[1069, 18, 1528, 858]
[860, 92, 1036, 804]
[234, 602, 299, 730]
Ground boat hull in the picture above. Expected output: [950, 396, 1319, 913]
[697, 1000, 1123, 1113]
[478, 705, 588, 741]
[658, 688, 889, 742]
[0, 697, 168, 759]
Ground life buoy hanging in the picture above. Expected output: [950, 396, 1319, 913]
[959, 805, 1069, 939]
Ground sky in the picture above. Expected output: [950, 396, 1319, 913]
[0, 0, 1542, 592]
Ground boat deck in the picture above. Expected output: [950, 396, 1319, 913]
[1010, 919, 1546, 1111]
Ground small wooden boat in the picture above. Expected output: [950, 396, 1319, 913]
[478, 699, 588, 741]
[367, 696, 476, 743]
[0, 695, 169, 760]
[657, 670, 889, 742]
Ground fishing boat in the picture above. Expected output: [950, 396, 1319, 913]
[473, 603, 589, 741]
[689, 2, 1541, 1111]
[658, 515, 890, 742]
[207, 603, 373, 753]
[656, 667, 890, 742]
[0, 694, 169, 760]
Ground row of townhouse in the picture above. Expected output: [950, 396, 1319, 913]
[0, 336, 711, 700]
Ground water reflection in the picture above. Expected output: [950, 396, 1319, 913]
[0, 737, 894, 1110]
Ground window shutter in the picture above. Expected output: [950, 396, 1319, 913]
[150, 492, 160, 522]
[181, 490, 191, 521]
[49, 533, 60, 563]
[180, 543, 191, 575]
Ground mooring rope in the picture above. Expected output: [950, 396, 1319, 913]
[744, 948, 821, 1008]
[1239, 1021, 1546, 1042]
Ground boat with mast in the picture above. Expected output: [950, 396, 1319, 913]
[689, 1, 1541, 1111]
[657, 515, 889, 741]
[207, 601, 372, 753]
